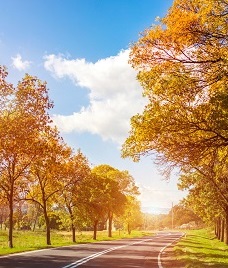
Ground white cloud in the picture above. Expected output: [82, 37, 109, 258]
[11, 54, 31, 71]
[44, 50, 147, 144]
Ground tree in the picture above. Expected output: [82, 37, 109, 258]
[165, 204, 203, 229]
[25, 202, 42, 231]
[0, 66, 53, 248]
[23, 129, 71, 245]
[179, 171, 228, 243]
[121, 1, 228, 245]
[121, 196, 142, 235]
[122, 0, 228, 166]
[121, 0, 228, 231]
[61, 150, 91, 242]
[107, 169, 140, 235]
[76, 173, 109, 240]
[92, 165, 137, 237]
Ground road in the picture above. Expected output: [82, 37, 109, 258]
[0, 232, 183, 268]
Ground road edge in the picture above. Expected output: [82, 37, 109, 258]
[157, 232, 185, 268]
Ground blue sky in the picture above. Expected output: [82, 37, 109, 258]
[0, 0, 187, 214]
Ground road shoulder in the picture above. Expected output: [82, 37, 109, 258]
[161, 243, 185, 268]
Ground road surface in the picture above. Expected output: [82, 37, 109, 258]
[0, 232, 183, 268]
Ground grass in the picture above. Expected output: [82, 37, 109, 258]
[174, 229, 228, 268]
[0, 229, 153, 256]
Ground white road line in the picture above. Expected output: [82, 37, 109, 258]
[0, 248, 51, 258]
[0, 242, 94, 259]
[62, 238, 153, 268]
[157, 233, 185, 268]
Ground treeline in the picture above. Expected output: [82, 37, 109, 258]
[142, 204, 204, 231]
[0, 66, 141, 248]
[121, 0, 228, 244]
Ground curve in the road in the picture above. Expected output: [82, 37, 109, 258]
[157, 232, 185, 268]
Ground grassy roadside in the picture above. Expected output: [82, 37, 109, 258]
[0, 229, 153, 256]
[174, 229, 228, 268]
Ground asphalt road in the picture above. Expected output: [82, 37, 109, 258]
[0, 232, 183, 268]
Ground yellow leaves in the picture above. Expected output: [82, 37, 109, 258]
[16, 74, 53, 130]
[125, 0, 228, 167]
[130, 0, 228, 94]
[0, 67, 66, 213]
[163, 6, 200, 47]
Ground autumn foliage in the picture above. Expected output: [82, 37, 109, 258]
[122, 0, 228, 243]
[0, 66, 141, 248]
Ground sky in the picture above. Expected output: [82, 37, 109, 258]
[0, 0, 187, 214]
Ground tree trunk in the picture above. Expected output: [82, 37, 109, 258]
[221, 218, 225, 242]
[108, 211, 113, 238]
[32, 207, 39, 232]
[32, 216, 37, 232]
[44, 207, 51, 245]
[69, 208, 76, 242]
[225, 208, 228, 245]
[93, 220, 98, 240]
[72, 224, 76, 243]
[46, 224, 51, 245]
[8, 189, 14, 248]
[217, 217, 221, 240]
[127, 222, 131, 235]
[215, 220, 217, 237]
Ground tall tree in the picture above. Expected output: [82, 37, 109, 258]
[179, 170, 228, 243]
[122, 0, 228, 163]
[121, 196, 142, 235]
[24, 131, 71, 245]
[61, 150, 91, 242]
[121, 0, 228, 224]
[107, 169, 140, 236]
[121, 1, 228, 246]
[0, 66, 53, 248]
[76, 173, 109, 240]
[92, 165, 135, 237]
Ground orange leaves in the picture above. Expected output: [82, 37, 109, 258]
[123, 0, 228, 184]
[16, 74, 53, 129]
[0, 68, 58, 247]
[0, 66, 143, 246]
[123, 0, 228, 223]
[130, 0, 227, 93]
[164, 0, 201, 40]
